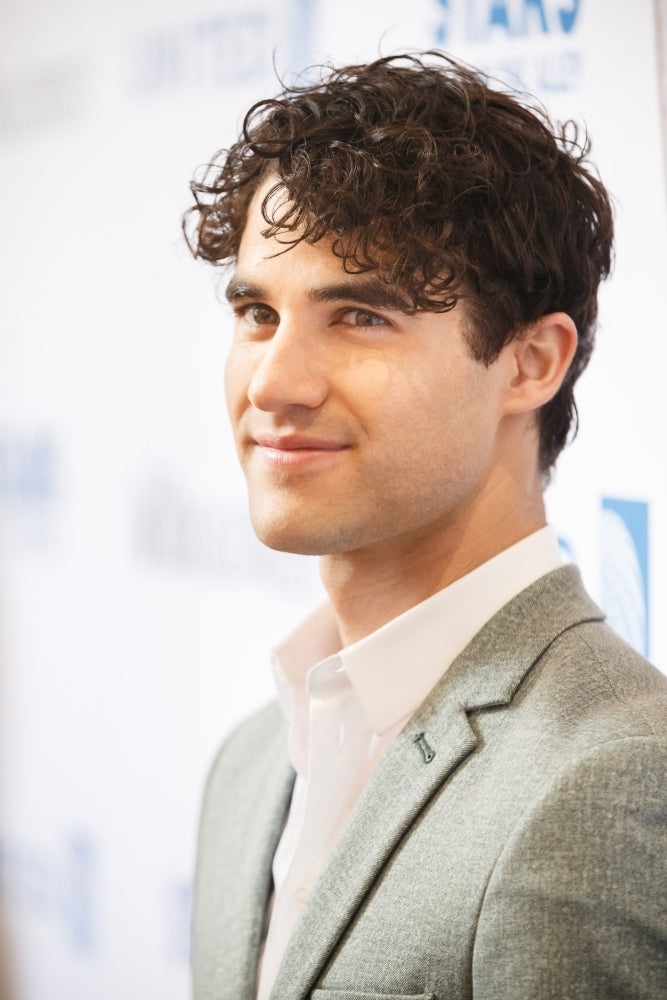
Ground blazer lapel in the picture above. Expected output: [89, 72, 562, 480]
[270, 565, 604, 999]
[272, 693, 477, 999]
[447, 563, 603, 712]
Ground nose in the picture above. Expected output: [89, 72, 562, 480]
[247, 320, 329, 413]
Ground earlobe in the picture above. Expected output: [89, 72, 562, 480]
[504, 312, 578, 415]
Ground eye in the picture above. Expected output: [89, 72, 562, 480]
[340, 308, 388, 328]
[236, 303, 279, 327]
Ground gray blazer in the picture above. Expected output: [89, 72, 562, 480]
[192, 565, 667, 999]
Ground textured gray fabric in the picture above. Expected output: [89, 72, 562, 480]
[192, 566, 667, 1000]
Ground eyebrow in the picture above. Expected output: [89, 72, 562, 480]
[224, 275, 413, 312]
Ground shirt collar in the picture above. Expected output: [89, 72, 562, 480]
[273, 525, 563, 736]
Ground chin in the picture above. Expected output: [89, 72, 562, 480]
[254, 528, 328, 556]
[250, 511, 317, 555]
[250, 511, 354, 557]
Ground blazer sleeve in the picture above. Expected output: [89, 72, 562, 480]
[472, 736, 667, 1000]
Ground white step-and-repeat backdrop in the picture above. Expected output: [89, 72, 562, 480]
[1, 1, 666, 997]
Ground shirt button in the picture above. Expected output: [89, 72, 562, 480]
[293, 886, 310, 908]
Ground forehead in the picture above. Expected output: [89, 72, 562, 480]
[234, 178, 416, 310]
[237, 176, 328, 263]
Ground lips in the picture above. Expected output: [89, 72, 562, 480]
[252, 432, 349, 468]
[254, 433, 346, 451]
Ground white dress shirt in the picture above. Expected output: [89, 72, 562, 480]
[256, 526, 563, 999]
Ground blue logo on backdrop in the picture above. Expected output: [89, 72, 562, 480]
[0, 429, 59, 548]
[556, 533, 575, 564]
[127, 2, 320, 99]
[601, 498, 650, 657]
[0, 431, 56, 505]
[286, 0, 318, 80]
[133, 471, 318, 594]
[0, 833, 96, 952]
[436, 0, 581, 42]
[165, 880, 192, 962]
[433, 0, 583, 92]
[128, 11, 269, 97]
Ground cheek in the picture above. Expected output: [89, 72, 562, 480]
[386, 366, 495, 463]
[224, 346, 251, 421]
[340, 353, 396, 403]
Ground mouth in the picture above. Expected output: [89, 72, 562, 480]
[252, 433, 350, 468]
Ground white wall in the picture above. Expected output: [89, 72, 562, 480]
[1, 1, 665, 996]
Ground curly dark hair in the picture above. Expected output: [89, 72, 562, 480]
[185, 52, 614, 476]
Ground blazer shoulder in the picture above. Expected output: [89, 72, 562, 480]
[547, 616, 667, 737]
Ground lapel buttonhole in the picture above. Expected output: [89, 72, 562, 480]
[414, 731, 436, 764]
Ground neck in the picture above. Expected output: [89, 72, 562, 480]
[320, 480, 546, 648]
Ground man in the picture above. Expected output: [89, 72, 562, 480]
[185, 53, 667, 999]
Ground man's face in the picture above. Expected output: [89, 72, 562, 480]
[225, 181, 520, 560]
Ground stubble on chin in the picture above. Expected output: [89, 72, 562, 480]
[247, 495, 359, 557]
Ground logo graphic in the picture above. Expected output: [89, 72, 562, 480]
[0, 430, 55, 505]
[0, 428, 59, 548]
[64, 835, 96, 951]
[133, 471, 317, 594]
[433, 0, 583, 93]
[0, 833, 96, 952]
[435, 0, 581, 43]
[128, 11, 269, 97]
[286, 0, 318, 77]
[600, 498, 649, 657]
[556, 533, 575, 564]
[166, 880, 192, 961]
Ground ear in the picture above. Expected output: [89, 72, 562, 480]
[502, 312, 578, 416]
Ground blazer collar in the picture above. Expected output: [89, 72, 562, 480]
[271, 565, 604, 999]
[447, 563, 603, 711]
